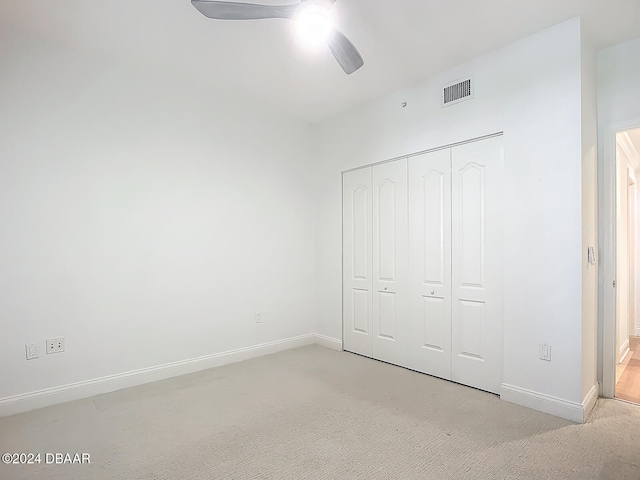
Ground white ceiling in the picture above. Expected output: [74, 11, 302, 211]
[2, 0, 640, 122]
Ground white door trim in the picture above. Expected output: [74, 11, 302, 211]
[627, 172, 637, 339]
[341, 133, 503, 174]
[601, 117, 640, 398]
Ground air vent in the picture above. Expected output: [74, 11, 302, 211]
[442, 78, 473, 107]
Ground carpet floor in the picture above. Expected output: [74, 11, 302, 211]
[1, 345, 639, 479]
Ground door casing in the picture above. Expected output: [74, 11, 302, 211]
[600, 117, 640, 398]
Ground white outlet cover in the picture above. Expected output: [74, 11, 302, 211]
[25, 343, 38, 360]
[46, 337, 65, 354]
[540, 343, 551, 361]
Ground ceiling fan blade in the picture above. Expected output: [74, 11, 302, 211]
[191, 1, 298, 20]
[327, 30, 364, 75]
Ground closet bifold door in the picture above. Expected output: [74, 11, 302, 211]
[372, 159, 408, 367]
[407, 149, 452, 380]
[450, 136, 504, 394]
[343, 167, 373, 357]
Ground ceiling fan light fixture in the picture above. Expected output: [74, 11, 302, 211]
[191, 0, 363, 74]
[293, 1, 336, 51]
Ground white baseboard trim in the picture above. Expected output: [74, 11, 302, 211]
[620, 347, 632, 364]
[618, 338, 630, 364]
[582, 384, 599, 422]
[0, 334, 316, 418]
[314, 334, 342, 351]
[501, 383, 599, 423]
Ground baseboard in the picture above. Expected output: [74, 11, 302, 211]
[314, 334, 342, 351]
[620, 347, 632, 364]
[501, 383, 598, 423]
[618, 338, 630, 364]
[0, 334, 316, 418]
[582, 384, 599, 422]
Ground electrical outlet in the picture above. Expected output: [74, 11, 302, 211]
[46, 337, 65, 354]
[25, 343, 39, 360]
[540, 343, 551, 361]
[255, 312, 262, 324]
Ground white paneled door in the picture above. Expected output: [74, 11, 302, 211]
[343, 136, 503, 395]
[407, 149, 452, 380]
[450, 137, 504, 394]
[372, 159, 408, 366]
[343, 167, 373, 357]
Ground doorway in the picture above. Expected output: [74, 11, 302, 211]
[612, 127, 640, 404]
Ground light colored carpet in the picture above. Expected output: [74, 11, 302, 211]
[1, 345, 639, 479]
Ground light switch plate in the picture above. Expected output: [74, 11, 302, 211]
[26, 343, 39, 360]
[540, 343, 551, 361]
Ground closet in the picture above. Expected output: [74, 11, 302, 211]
[342, 135, 504, 394]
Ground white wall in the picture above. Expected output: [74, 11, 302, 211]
[313, 18, 588, 408]
[1, 16, 609, 421]
[581, 29, 599, 401]
[0, 31, 316, 404]
[598, 37, 640, 130]
[597, 36, 640, 392]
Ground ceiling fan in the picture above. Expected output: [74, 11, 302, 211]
[191, 0, 365, 74]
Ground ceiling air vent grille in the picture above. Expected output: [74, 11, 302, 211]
[442, 78, 473, 107]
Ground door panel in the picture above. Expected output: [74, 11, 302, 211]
[377, 291, 397, 340]
[459, 300, 484, 360]
[343, 168, 373, 357]
[408, 149, 452, 379]
[352, 186, 369, 280]
[352, 289, 370, 334]
[451, 136, 503, 394]
[378, 180, 397, 281]
[422, 169, 446, 285]
[458, 164, 485, 289]
[372, 159, 408, 366]
[421, 296, 447, 352]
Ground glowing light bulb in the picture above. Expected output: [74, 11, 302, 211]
[293, 1, 336, 51]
